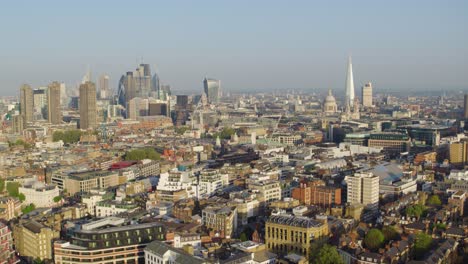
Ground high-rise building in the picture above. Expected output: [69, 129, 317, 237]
[99, 74, 110, 99]
[346, 172, 379, 209]
[362, 82, 373, 107]
[464, 94, 468, 119]
[12, 115, 24, 134]
[159, 83, 171, 100]
[449, 140, 468, 166]
[118, 64, 154, 114]
[33, 87, 47, 120]
[79, 81, 97, 129]
[345, 56, 355, 108]
[203, 77, 220, 104]
[149, 103, 168, 116]
[20, 84, 33, 126]
[47, 82, 62, 124]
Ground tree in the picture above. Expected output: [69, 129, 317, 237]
[413, 233, 432, 259]
[0, 178, 5, 193]
[382, 225, 400, 242]
[364, 229, 385, 252]
[53, 130, 83, 144]
[406, 204, 426, 219]
[22, 203, 36, 214]
[18, 193, 26, 202]
[125, 148, 161, 161]
[309, 237, 328, 262]
[6, 182, 20, 197]
[175, 126, 190, 135]
[53, 196, 62, 203]
[239, 233, 248, 241]
[212, 127, 236, 140]
[426, 195, 442, 206]
[314, 244, 344, 264]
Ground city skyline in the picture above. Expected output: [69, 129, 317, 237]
[0, 0, 467, 96]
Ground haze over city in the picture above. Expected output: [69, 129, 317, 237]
[1, 0, 467, 96]
[2, 1, 468, 264]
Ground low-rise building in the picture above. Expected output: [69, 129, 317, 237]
[202, 205, 237, 239]
[0, 222, 19, 263]
[265, 214, 328, 257]
[18, 180, 60, 208]
[54, 218, 166, 264]
[13, 220, 59, 261]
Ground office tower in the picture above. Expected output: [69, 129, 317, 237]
[118, 64, 152, 112]
[464, 94, 468, 119]
[47, 82, 62, 124]
[362, 82, 373, 107]
[12, 115, 24, 134]
[346, 172, 379, 209]
[128, 97, 148, 120]
[449, 140, 468, 165]
[151, 73, 161, 97]
[79, 81, 97, 129]
[99, 74, 110, 99]
[33, 87, 47, 120]
[20, 84, 33, 126]
[160, 84, 171, 100]
[69, 96, 79, 110]
[134, 64, 152, 99]
[203, 77, 220, 104]
[60, 83, 68, 106]
[149, 103, 168, 116]
[345, 56, 355, 108]
[176, 95, 189, 109]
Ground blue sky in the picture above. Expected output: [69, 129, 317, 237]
[0, 0, 467, 95]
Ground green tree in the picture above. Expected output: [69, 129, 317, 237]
[308, 237, 328, 262]
[6, 182, 20, 197]
[53, 196, 62, 203]
[239, 233, 248, 241]
[125, 148, 160, 161]
[0, 178, 5, 193]
[413, 233, 432, 259]
[175, 126, 190, 135]
[22, 203, 36, 214]
[33, 258, 44, 264]
[364, 229, 385, 252]
[314, 244, 344, 264]
[53, 130, 83, 144]
[406, 204, 426, 219]
[18, 193, 26, 202]
[382, 225, 400, 241]
[426, 195, 442, 206]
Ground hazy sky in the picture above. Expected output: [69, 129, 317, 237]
[0, 0, 467, 96]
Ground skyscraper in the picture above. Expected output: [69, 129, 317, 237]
[118, 64, 152, 110]
[203, 77, 220, 104]
[20, 84, 33, 126]
[362, 82, 373, 107]
[79, 81, 97, 129]
[464, 94, 468, 119]
[99, 74, 110, 99]
[345, 56, 355, 108]
[33, 87, 47, 120]
[47, 82, 62, 124]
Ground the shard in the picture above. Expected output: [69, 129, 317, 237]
[345, 56, 355, 108]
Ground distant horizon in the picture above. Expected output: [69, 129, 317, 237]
[1, 0, 467, 96]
